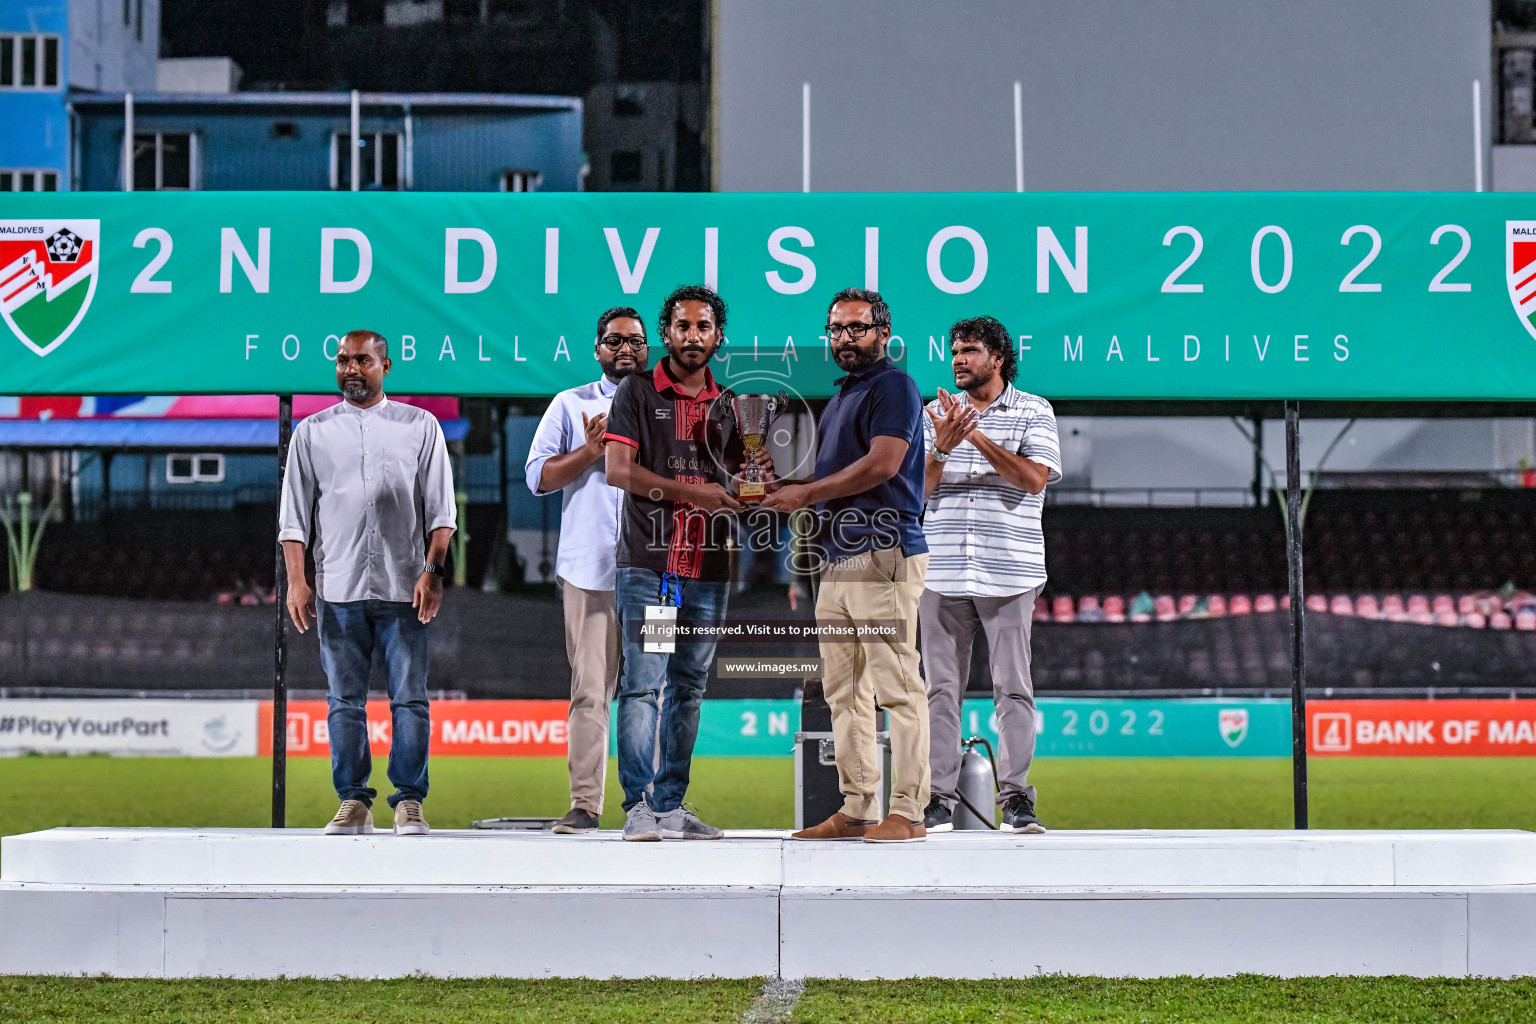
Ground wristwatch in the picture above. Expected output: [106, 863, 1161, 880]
[423, 563, 445, 578]
[930, 447, 951, 463]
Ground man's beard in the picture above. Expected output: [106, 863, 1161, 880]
[671, 342, 714, 367]
[342, 379, 378, 402]
[835, 344, 880, 371]
[956, 366, 994, 392]
[602, 359, 639, 381]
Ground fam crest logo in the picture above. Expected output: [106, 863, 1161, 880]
[1507, 221, 1536, 342]
[1, 220, 100, 357]
[1218, 707, 1249, 748]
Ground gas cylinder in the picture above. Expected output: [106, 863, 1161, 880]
[954, 738, 998, 830]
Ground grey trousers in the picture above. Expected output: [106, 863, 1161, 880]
[920, 585, 1042, 808]
[561, 578, 621, 814]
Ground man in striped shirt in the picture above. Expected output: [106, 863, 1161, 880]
[919, 315, 1061, 834]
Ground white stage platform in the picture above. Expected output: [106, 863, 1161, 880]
[2, 828, 1533, 979]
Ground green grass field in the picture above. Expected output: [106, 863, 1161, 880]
[4, 755, 1535, 1022]
[3, 975, 1536, 1023]
[5, 754, 1536, 840]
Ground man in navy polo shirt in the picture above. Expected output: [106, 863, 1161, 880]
[764, 287, 931, 844]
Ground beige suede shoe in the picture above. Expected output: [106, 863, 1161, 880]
[393, 799, 430, 836]
[323, 799, 373, 835]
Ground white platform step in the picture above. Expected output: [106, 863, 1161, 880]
[3, 827, 1534, 979]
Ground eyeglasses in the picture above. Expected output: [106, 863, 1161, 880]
[825, 323, 880, 340]
[599, 335, 649, 352]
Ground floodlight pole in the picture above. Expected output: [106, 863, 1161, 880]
[1285, 399, 1308, 829]
[801, 82, 811, 193]
[272, 394, 293, 828]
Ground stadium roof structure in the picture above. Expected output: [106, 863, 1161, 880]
[68, 91, 582, 112]
[0, 417, 468, 449]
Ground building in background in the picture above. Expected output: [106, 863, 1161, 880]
[712, 0, 1535, 500]
[582, 81, 705, 192]
[158, 0, 710, 191]
[72, 91, 582, 192]
[715, 0, 1491, 193]
[1, 0, 158, 192]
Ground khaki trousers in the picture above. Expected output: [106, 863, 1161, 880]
[561, 578, 621, 814]
[816, 547, 930, 823]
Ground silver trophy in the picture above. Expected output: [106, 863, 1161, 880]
[720, 389, 788, 502]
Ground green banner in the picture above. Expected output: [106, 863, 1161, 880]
[3, 191, 1532, 399]
[971, 697, 1291, 758]
[615, 698, 1289, 758]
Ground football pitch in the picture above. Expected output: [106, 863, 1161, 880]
[3, 755, 1536, 1023]
[4, 754, 1536, 839]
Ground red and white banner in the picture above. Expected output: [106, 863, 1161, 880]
[257, 700, 569, 757]
[1308, 699, 1536, 757]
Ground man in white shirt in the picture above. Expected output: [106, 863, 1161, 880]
[919, 315, 1061, 835]
[525, 307, 649, 834]
[279, 330, 457, 837]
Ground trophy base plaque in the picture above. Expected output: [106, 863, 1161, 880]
[737, 481, 766, 502]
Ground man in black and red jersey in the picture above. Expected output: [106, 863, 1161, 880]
[603, 284, 752, 841]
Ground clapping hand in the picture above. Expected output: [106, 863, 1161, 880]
[581, 411, 608, 455]
[926, 388, 978, 454]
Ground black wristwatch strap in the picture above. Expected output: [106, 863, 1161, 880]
[423, 563, 445, 578]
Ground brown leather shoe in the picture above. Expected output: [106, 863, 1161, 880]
[862, 814, 927, 843]
[790, 811, 877, 840]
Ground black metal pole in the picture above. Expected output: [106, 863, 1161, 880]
[497, 400, 509, 585]
[272, 394, 292, 828]
[1285, 400, 1308, 829]
[1252, 416, 1264, 507]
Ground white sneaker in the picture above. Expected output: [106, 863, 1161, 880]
[324, 799, 374, 835]
[393, 799, 430, 836]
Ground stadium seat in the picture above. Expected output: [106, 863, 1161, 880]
[1229, 594, 1252, 615]
[1156, 595, 1178, 621]
[1356, 594, 1381, 619]
[1329, 595, 1354, 615]
[1052, 596, 1076, 623]
[1254, 594, 1277, 613]
[1102, 594, 1126, 623]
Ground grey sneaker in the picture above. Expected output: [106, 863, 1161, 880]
[324, 799, 373, 835]
[657, 805, 724, 840]
[393, 799, 430, 836]
[623, 800, 661, 842]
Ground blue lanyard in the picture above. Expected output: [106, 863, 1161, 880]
[659, 572, 684, 608]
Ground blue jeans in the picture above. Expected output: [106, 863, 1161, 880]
[317, 599, 431, 809]
[614, 568, 729, 813]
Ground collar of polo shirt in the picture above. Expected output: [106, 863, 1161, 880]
[652, 359, 720, 399]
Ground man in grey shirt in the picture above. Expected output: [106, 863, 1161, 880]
[279, 330, 457, 837]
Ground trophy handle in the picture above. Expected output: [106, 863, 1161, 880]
[717, 389, 736, 423]
[769, 390, 790, 421]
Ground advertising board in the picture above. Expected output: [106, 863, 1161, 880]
[6, 192, 1534, 401]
